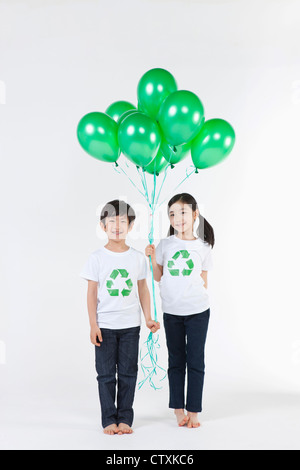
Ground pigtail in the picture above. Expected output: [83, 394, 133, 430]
[167, 224, 175, 236]
[197, 214, 215, 248]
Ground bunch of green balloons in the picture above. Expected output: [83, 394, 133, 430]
[77, 68, 235, 174]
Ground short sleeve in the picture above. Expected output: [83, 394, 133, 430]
[155, 240, 163, 266]
[80, 253, 99, 282]
[137, 254, 149, 280]
[202, 245, 213, 271]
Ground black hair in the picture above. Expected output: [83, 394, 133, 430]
[167, 193, 215, 248]
[100, 199, 136, 227]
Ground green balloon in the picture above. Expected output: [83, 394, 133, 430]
[117, 109, 139, 126]
[191, 119, 235, 169]
[105, 101, 136, 122]
[160, 138, 190, 165]
[118, 112, 161, 168]
[137, 101, 144, 112]
[144, 150, 169, 175]
[158, 90, 205, 146]
[137, 68, 177, 120]
[77, 112, 120, 163]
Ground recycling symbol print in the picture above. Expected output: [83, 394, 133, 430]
[106, 269, 133, 297]
[167, 250, 194, 276]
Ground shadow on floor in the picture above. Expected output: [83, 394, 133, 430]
[202, 389, 300, 421]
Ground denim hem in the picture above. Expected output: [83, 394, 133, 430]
[185, 406, 202, 413]
[169, 404, 185, 410]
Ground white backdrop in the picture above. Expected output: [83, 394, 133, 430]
[1, 0, 300, 450]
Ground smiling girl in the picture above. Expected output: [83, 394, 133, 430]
[145, 193, 214, 428]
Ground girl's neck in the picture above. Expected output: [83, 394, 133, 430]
[175, 231, 197, 241]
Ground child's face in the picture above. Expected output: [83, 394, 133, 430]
[168, 202, 197, 234]
[100, 214, 132, 241]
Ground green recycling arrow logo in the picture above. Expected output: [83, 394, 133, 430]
[106, 269, 133, 297]
[167, 250, 194, 276]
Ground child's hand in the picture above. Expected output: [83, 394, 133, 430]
[90, 324, 103, 347]
[145, 244, 156, 261]
[146, 320, 160, 334]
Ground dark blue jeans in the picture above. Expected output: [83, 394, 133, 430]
[95, 326, 140, 428]
[163, 309, 210, 413]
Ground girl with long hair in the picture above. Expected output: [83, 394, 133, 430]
[145, 193, 214, 428]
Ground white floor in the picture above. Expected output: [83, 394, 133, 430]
[1, 379, 300, 450]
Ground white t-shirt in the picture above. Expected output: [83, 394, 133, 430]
[80, 246, 149, 329]
[155, 235, 213, 315]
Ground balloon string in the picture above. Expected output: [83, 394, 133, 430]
[148, 170, 157, 321]
[113, 161, 160, 323]
[135, 162, 169, 390]
[153, 162, 172, 211]
[156, 164, 197, 208]
[113, 161, 148, 202]
[136, 166, 158, 321]
[113, 158, 173, 390]
[138, 333, 167, 390]
[136, 166, 150, 206]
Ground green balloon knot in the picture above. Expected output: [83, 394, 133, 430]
[195, 167, 199, 174]
[171, 164, 175, 169]
[114, 161, 119, 167]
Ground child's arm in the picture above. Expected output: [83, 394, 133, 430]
[201, 271, 208, 289]
[87, 280, 102, 346]
[137, 279, 160, 333]
[145, 244, 163, 282]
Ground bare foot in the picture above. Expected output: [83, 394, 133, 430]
[117, 423, 133, 435]
[103, 423, 118, 435]
[187, 412, 200, 428]
[174, 409, 189, 427]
